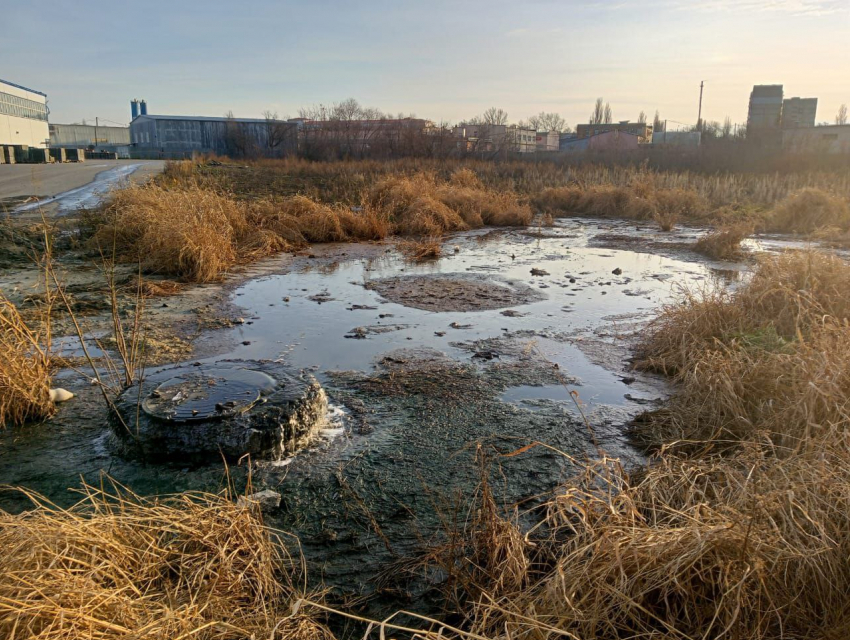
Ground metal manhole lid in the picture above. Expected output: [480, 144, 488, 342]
[142, 368, 276, 423]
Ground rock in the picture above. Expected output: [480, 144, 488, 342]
[237, 489, 282, 511]
[530, 268, 549, 276]
[449, 322, 472, 329]
[235, 317, 246, 324]
[242, 341, 251, 346]
[49, 388, 74, 403]
[453, 245, 461, 253]
[612, 268, 622, 275]
[569, 278, 576, 283]
[434, 331, 446, 337]
[620, 376, 636, 385]
[283, 297, 290, 302]
[500, 309, 527, 317]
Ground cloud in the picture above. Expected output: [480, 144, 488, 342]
[668, 0, 846, 15]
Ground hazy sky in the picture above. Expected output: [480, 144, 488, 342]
[3, 0, 848, 130]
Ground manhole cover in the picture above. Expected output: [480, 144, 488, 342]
[142, 368, 276, 423]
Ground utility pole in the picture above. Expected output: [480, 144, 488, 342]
[697, 81, 704, 132]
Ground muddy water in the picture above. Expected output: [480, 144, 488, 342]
[0, 218, 740, 612]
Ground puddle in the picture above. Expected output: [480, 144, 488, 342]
[13, 164, 144, 215]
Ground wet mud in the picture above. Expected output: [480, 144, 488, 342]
[365, 272, 546, 312]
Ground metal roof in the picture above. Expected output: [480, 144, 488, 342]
[0, 78, 47, 97]
[133, 114, 290, 124]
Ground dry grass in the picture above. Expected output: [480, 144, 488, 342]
[636, 250, 850, 451]
[768, 187, 850, 234]
[532, 184, 709, 229]
[453, 440, 850, 640]
[0, 293, 53, 427]
[397, 237, 443, 261]
[0, 480, 333, 640]
[693, 223, 752, 260]
[88, 168, 530, 282]
[90, 185, 244, 283]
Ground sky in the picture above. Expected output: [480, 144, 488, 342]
[3, 0, 849, 130]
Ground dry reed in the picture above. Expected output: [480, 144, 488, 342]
[693, 223, 752, 260]
[0, 480, 333, 640]
[0, 293, 53, 427]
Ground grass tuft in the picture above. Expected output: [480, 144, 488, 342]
[693, 223, 751, 260]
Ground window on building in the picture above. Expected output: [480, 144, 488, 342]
[0, 91, 48, 121]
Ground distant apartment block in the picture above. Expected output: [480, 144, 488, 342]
[575, 121, 651, 142]
[747, 85, 784, 132]
[782, 97, 818, 129]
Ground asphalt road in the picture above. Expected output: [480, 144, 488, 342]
[0, 159, 164, 199]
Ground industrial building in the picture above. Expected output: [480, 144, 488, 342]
[452, 123, 537, 153]
[129, 100, 297, 158]
[784, 125, 850, 154]
[50, 123, 131, 157]
[747, 85, 784, 134]
[575, 121, 652, 143]
[535, 131, 560, 152]
[0, 78, 49, 148]
[560, 130, 640, 153]
[782, 97, 818, 129]
[651, 130, 701, 147]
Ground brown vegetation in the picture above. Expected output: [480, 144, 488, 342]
[693, 222, 752, 260]
[531, 184, 710, 228]
[0, 293, 52, 427]
[89, 167, 530, 282]
[769, 187, 850, 234]
[0, 481, 332, 640]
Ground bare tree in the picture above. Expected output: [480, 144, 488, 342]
[590, 98, 605, 125]
[722, 116, 733, 139]
[527, 112, 568, 133]
[837, 104, 848, 125]
[637, 111, 647, 124]
[653, 110, 663, 132]
[603, 103, 613, 124]
[223, 110, 252, 158]
[261, 110, 294, 157]
[482, 107, 509, 125]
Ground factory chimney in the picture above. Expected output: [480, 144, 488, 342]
[140, 100, 148, 116]
[131, 99, 139, 119]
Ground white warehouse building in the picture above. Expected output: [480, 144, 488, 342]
[0, 78, 49, 148]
